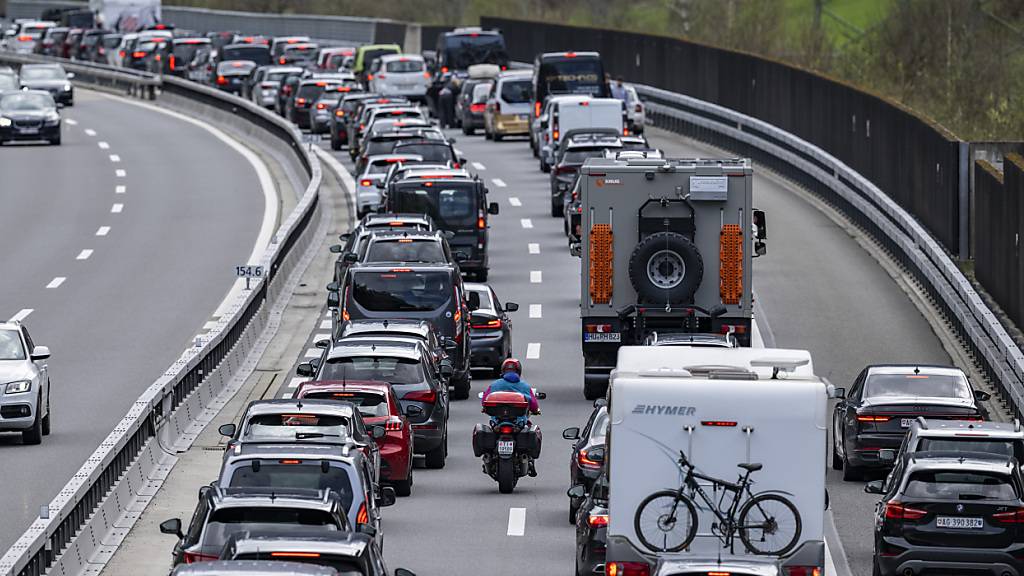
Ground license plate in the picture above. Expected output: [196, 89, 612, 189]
[497, 439, 515, 456]
[584, 332, 621, 342]
[397, 84, 415, 90]
[936, 516, 983, 529]
[900, 418, 914, 428]
[19, 128, 38, 134]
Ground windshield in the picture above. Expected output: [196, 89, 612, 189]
[918, 438, 1023, 460]
[266, 71, 291, 83]
[386, 59, 424, 73]
[303, 391, 391, 419]
[298, 83, 334, 99]
[321, 356, 425, 385]
[242, 413, 350, 441]
[390, 182, 476, 228]
[865, 372, 973, 400]
[102, 35, 121, 48]
[471, 83, 491, 103]
[365, 239, 445, 263]
[326, 53, 349, 69]
[501, 79, 532, 103]
[20, 67, 63, 81]
[0, 76, 18, 91]
[444, 34, 507, 69]
[352, 270, 451, 312]
[222, 46, 270, 65]
[205, 507, 341, 548]
[224, 464, 355, 511]
[538, 58, 607, 97]
[1, 93, 54, 110]
[392, 143, 454, 165]
[905, 470, 1017, 501]
[0, 330, 25, 360]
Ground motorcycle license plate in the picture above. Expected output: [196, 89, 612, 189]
[497, 439, 515, 456]
[936, 516, 983, 529]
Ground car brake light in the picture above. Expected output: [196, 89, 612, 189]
[784, 569, 822, 576]
[119, 50, 126, 57]
[367, 74, 374, 81]
[296, 97, 307, 105]
[553, 130, 560, 141]
[993, 508, 1024, 524]
[857, 415, 892, 422]
[279, 57, 286, 64]
[623, 127, 630, 136]
[702, 420, 738, 427]
[405, 390, 437, 404]
[385, 417, 403, 431]
[578, 447, 603, 468]
[183, 551, 218, 563]
[169, 55, 175, 69]
[356, 502, 368, 525]
[584, 324, 614, 333]
[423, 71, 431, 79]
[317, 103, 327, 110]
[719, 324, 747, 335]
[16, 35, 33, 42]
[441, 66, 449, 74]
[472, 319, 502, 330]
[335, 110, 345, 117]
[341, 286, 350, 322]
[132, 51, 146, 58]
[271, 552, 321, 558]
[470, 103, 486, 113]
[216, 75, 227, 85]
[565, 51, 577, 58]
[606, 562, 650, 576]
[360, 179, 373, 187]
[587, 513, 608, 527]
[884, 501, 927, 521]
[377, 73, 387, 79]
[477, 216, 486, 229]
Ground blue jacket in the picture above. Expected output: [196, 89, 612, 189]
[482, 372, 539, 412]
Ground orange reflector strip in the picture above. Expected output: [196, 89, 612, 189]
[720, 224, 742, 305]
[589, 224, 613, 304]
[271, 552, 321, 558]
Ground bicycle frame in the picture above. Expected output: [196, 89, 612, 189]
[677, 458, 755, 552]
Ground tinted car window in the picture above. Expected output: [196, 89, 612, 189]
[298, 83, 334, 99]
[918, 439, 1022, 460]
[305, 391, 390, 418]
[365, 240, 445, 263]
[225, 464, 355, 510]
[362, 48, 399, 68]
[204, 507, 340, 547]
[221, 45, 270, 65]
[217, 61, 255, 75]
[322, 357, 425, 385]
[392, 143, 454, 165]
[243, 413, 350, 441]
[471, 83, 492, 103]
[538, 58, 605, 96]
[865, 373, 972, 400]
[904, 470, 1017, 500]
[390, 182, 476, 228]
[386, 59, 424, 73]
[501, 79, 532, 103]
[443, 33, 507, 69]
[563, 149, 609, 164]
[173, 42, 206, 61]
[0, 329, 25, 360]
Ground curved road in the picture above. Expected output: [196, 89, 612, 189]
[0, 89, 266, 550]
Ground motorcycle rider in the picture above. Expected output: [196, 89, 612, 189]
[481, 357, 540, 476]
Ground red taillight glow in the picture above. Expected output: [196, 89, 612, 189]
[606, 562, 650, 576]
[405, 390, 437, 404]
[316, 102, 327, 110]
[132, 51, 146, 58]
[783, 569, 822, 576]
[441, 66, 449, 74]
[578, 448, 602, 468]
[719, 324, 748, 335]
[993, 508, 1024, 524]
[335, 110, 345, 117]
[857, 415, 892, 423]
[385, 417, 403, 432]
[534, 101, 541, 117]
[279, 57, 287, 64]
[587, 513, 608, 527]
[360, 179, 373, 187]
[216, 75, 227, 85]
[584, 324, 613, 333]
[884, 502, 927, 521]
[477, 216, 486, 229]
[296, 97, 307, 105]
[472, 319, 502, 330]
[470, 103, 486, 113]
[183, 552, 218, 564]
[701, 420, 738, 427]
[356, 502, 368, 525]
[497, 424, 516, 434]
[169, 55, 176, 69]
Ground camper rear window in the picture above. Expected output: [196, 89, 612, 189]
[538, 59, 606, 96]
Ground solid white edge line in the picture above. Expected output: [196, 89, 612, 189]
[76, 249, 93, 260]
[110, 93, 280, 321]
[46, 277, 65, 289]
[506, 507, 526, 536]
[9, 308, 33, 322]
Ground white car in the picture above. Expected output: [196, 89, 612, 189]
[355, 154, 424, 217]
[113, 33, 138, 67]
[368, 54, 430, 102]
[0, 322, 51, 445]
[624, 85, 645, 134]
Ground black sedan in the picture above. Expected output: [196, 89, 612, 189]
[562, 400, 608, 523]
[832, 364, 989, 480]
[464, 282, 517, 377]
[215, 60, 257, 94]
[18, 64, 73, 106]
[570, 472, 608, 576]
[866, 452, 1024, 576]
[0, 91, 61, 145]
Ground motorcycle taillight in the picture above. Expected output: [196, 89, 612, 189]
[497, 424, 516, 434]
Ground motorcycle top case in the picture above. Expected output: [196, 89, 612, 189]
[482, 391, 530, 420]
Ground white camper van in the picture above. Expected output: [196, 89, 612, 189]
[539, 95, 625, 172]
[604, 346, 827, 576]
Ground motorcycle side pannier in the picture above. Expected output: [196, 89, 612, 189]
[472, 423, 497, 457]
[516, 425, 542, 459]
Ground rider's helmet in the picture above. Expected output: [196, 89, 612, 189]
[501, 358, 522, 376]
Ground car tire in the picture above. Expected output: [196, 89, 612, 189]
[583, 379, 606, 401]
[41, 396, 50, 436]
[569, 497, 580, 525]
[330, 137, 342, 151]
[831, 439, 843, 471]
[451, 373, 471, 400]
[463, 125, 474, 136]
[493, 132, 503, 142]
[393, 470, 413, 497]
[475, 269, 488, 282]
[540, 158, 550, 173]
[551, 199, 563, 217]
[627, 232, 703, 305]
[530, 137, 538, 157]
[872, 556, 883, 576]
[841, 445, 861, 481]
[22, 397, 43, 445]
[425, 432, 447, 469]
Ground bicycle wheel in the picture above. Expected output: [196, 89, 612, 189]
[633, 490, 698, 553]
[738, 493, 802, 555]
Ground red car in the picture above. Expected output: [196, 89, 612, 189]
[297, 380, 415, 496]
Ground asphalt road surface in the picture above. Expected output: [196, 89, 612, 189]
[271, 124, 950, 575]
[0, 90, 266, 551]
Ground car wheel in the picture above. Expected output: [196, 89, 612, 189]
[451, 373, 471, 400]
[463, 125, 474, 136]
[22, 397, 43, 445]
[393, 470, 413, 497]
[493, 133, 503, 142]
[569, 497, 581, 525]
[551, 199, 563, 217]
[41, 396, 50, 436]
[540, 158, 550, 173]
[330, 137, 342, 151]
[831, 434, 843, 470]
[425, 432, 447, 469]
[841, 439, 861, 481]
[872, 555, 883, 576]
[50, 135, 61, 146]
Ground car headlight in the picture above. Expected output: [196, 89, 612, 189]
[45, 111, 60, 125]
[5, 380, 31, 394]
[0, 117, 10, 127]
[63, 83, 72, 92]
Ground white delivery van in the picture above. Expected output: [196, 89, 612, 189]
[605, 346, 826, 576]
[539, 96, 625, 172]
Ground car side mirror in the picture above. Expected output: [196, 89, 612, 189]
[56, 102, 65, 109]
[443, 339, 457, 352]
[562, 427, 580, 440]
[405, 404, 424, 418]
[339, 232, 351, 241]
[315, 339, 330, 349]
[66, 72, 75, 79]
[974, 389, 992, 402]
[343, 252, 358, 263]
[371, 425, 386, 440]
[467, 292, 481, 311]
[327, 291, 340, 309]
[159, 518, 183, 539]
[296, 362, 315, 377]
[488, 201, 499, 215]
[567, 485, 586, 499]
[395, 570, 417, 576]
[504, 302, 519, 313]
[330, 244, 344, 253]
[878, 449, 896, 463]
[593, 398, 608, 408]
[447, 137, 457, 144]
[378, 486, 397, 507]
[327, 281, 340, 292]
[753, 209, 767, 240]
[459, 156, 468, 166]
[30, 346, 50, 361]
[830, 386, 846, 400]
[439, 363, 454, 378]
[864, 480, 884, 495]
[217, 423, 236, 437]
[570, 242, 582, 257]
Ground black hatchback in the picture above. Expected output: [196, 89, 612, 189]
[866, 452, 1024, 576]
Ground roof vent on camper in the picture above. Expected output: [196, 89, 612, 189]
[750, 357, 810, 379]
[684, 365, 758, 380]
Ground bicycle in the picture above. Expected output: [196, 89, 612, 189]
[633, 450, 801, 555]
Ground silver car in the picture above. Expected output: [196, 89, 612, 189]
[367, 54, 430, 102]
[356, 154, 423, 217]
[0, 322, 51, 444]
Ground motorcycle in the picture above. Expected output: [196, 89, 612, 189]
[472, 390, 546, 493]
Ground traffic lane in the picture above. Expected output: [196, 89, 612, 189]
[0, 90, 265, 551]
[645, 127, 950, 576]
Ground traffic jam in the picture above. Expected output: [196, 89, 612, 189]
[2, 14, 1020, 576]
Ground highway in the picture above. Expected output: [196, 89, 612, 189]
[262, 124, 952, 575]
[0, 90, 268, 551]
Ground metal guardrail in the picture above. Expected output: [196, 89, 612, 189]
[0, 57, 325, 576]
[637, 84, 1024, 414]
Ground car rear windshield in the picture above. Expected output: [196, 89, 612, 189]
[365, 239, 445, 263]
[304, 391, 391, 419]
[0, 329, 25, 360]
[904, 470, 1017, 500]
[20, 67, 63, 81]
[392, 143, 454, 165]
[539, 58, 606, 97]
[443, 33, 507, 69]
[205, 507, 341, 547]
[386, 59, 424, 73]
[298, 83, 334, 99]
[390, 182, 476, 228]
[321, 356, 425, 385]
[243, 413, 350, 441]
[918, 438, 1024, 461]
[865, 373, 972, 400]
[235, 553, 363, 573]
[471, 83, 492, 104]
[225, 463, 355, 510]
[218, 61, 255, 75]
[265, 71, 291, 83]
[173, 42, 205, 60]
[352, 270, 451, 312]
[501, 79, 532, 103]
[222, 45, 270, 65]
[362, 48, 399, 68]
[563, 149, 611, 165]
[326, 53, 349, 69]
[102, 35, 122, 48]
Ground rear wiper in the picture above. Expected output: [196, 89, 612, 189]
[295, 432, 340, 440]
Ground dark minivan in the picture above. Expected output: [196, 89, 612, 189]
[383, 169, 498, 282]
[532, 51, 610, 119]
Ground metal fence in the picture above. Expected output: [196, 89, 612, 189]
[160, 5, 379, 44]
[976, 155, 1024, 331]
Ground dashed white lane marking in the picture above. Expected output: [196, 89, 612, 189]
[507, 507, 526, 536]
[320, 319, 332, 330]
[529, 304, 542, 318]
[520, 218, 533, 229]
[65, 118, 77, 125]
[9, 309, 33, 322]
[288, 377, 306, 389]
[96, 226, 110, 236]
[76, 249, 93, 260]
[526, 343, 541, 359]
[84, 129, 96, 136]
[492, 178, 507, 188]
[530, 270, 542, 283]
[115, 185, 126, 194]
[98, 141, 109, 149]
[304, 347, 321, 358]
[509, 196, 522, 207]
[472, 162, 486, 171]
[109, 154, 121, 162]
[46, 277, 65, 289]
[115, 169, 126, 178]
[111, 203, 124, 213]
[528, 243, 540, 254]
